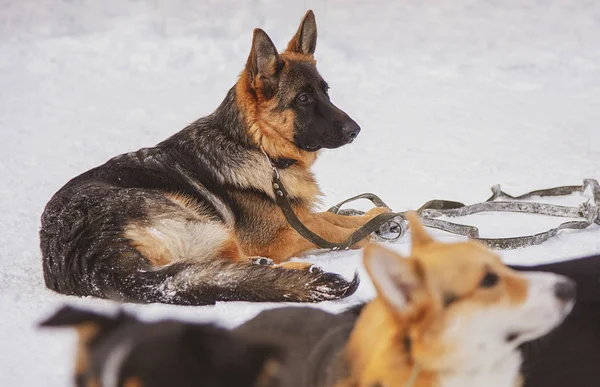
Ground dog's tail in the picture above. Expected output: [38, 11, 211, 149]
[97, 259, 359, 305]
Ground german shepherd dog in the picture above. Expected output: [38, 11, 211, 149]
[40, 306, 283, 387]
[236, 214, 575, 387]
[41, 11, 388, 305]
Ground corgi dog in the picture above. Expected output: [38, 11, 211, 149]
[236, 213, 575, 387]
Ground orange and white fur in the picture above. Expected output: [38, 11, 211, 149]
[339, 213, 575, 387]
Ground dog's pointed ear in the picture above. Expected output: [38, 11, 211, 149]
[39, 305, 115, 328]
[286, 10, 317, 56]
[407, 211, 434, 249]
[246, 28, 282, 88]
[364, 244, 424, 313]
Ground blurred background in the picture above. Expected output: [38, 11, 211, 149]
[1, 1, 599, 385]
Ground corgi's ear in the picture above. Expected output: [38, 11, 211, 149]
[406, 211, 433, 249]
[286, 10, 317, 55]
[364, 244, 423, 313]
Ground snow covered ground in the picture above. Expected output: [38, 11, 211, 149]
[1, 0, 599, 385]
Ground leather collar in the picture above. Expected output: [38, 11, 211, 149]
[271, 158, 298, 169]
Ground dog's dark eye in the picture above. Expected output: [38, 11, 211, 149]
[480, 272, 499, 288]
[296, 93, 311, 104]
[443, 293, 458, 307]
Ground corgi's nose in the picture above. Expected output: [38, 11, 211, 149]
[554, 279, 576, 302]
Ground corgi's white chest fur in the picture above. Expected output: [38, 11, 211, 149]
[437, 352, 521, 387]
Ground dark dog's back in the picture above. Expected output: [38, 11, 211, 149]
[512, 256, 600, 387]
[119, 323, 281, 387]
[41, 306, 282, 387]
[235, 306, 363, 387]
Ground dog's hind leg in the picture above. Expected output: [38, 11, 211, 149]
[274, 262, 320, 271]
[42, 186, 358, 305]
[247, 257, 318, 271]
[119, 213, 358, 303]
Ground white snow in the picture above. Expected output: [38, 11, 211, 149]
[1, 0, 599, 385]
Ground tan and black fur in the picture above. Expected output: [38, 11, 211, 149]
[40, 11, 387, 305]
[40, 306, 283, 387]
[236, 214, 575, 387]
[236, 255, 600, 387]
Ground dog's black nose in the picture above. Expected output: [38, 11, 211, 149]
[338, 121, 361, 140]
[554, 280, 576, 302]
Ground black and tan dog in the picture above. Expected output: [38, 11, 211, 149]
[40, 306, 282, 387]
[236, 255, 600, 387]
[40, 11, 389, 305]
[236, 214, 575, 387]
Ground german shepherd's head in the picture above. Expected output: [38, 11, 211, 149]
[236, 10, 360, 166]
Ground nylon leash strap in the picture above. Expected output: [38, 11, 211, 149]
[420, 179, 600, 249]
[270, 158, 599, 251]
[271, 171, 403, 250]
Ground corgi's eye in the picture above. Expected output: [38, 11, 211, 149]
[443, 293, 458, 307]
[480, 272, 499, 288]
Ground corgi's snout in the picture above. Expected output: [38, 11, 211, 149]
[523, 272, 575, 300]
[554, 279, 576, 303]
[514, 271, 575, 341]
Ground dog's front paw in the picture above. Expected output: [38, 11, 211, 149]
[376, 217, 402, 235]
[252, 257, 274, 266]
[374, 215, 407, 241]
[274, 261, 321, 272]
